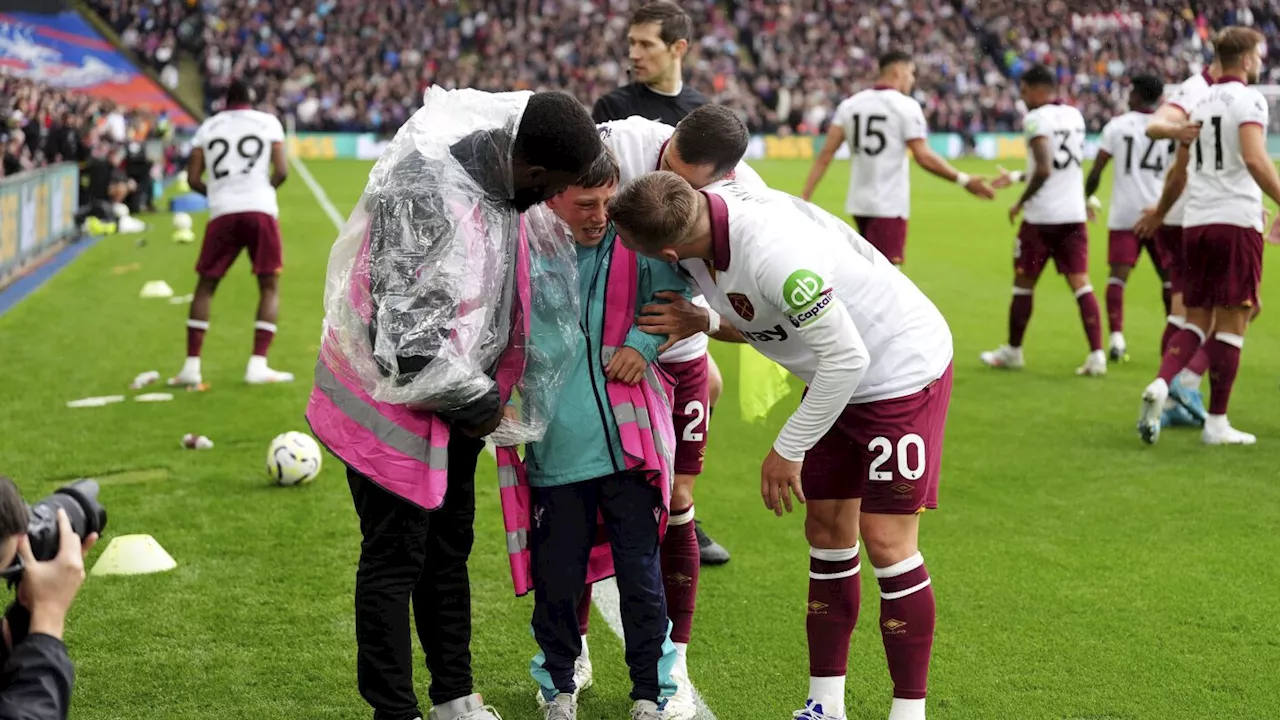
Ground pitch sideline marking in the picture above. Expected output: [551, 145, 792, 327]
[293, 153, 718, 719]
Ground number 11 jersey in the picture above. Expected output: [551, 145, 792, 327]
[1022, 103, 1088, 225]
[191, 109, 286, 219]
[832, 87, 929, 219]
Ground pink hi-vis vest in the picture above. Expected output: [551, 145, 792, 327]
[305, 215, 531, 512]
[495, 237, 676, 597]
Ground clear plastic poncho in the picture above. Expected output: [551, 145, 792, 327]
[318, 86, 580, 444]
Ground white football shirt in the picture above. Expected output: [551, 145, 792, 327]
[597, 115, 765, 363]
[1021, 103, 1088, 224]
[1098, 111, 1177, 230]
[1183, 80, 1269, 231]
[679, 183, 953, 461]
[191, 108, 285, 219]
[831, 87, 928, 218]
[1161, 70, 1214, 227]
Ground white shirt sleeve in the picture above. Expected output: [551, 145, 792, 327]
[832, 98, 855, 135]
[265, 114, 286, 143]
[1238, 90, 1269, 129]
[191, 119, 209, 149]
[1098, 119, 1118, 156]
[1024, 109, 1050, 141]
[754, 234, 868, 461]
[900, 96, 928, 142]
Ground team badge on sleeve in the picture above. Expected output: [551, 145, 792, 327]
[783, 269, 833, 328]
[728, 293, 755, 321]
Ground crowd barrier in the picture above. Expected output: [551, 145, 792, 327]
[0, 163, 80, 285]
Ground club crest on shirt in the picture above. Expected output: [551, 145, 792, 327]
[727, 293, 755, 321]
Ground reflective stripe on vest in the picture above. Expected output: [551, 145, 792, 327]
[313, 361, 447, 469]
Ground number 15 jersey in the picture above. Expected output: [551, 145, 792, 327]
[832, 87, 929, 219]
[191, 109, 286, 219]
[1022, 103, 1087, 224]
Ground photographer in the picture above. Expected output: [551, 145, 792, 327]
[0, 477, 98, 720]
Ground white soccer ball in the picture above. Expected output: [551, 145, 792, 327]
[173, 211, 193, 231]
[112, 202, 130, 219]
[266, 431, 323, 486]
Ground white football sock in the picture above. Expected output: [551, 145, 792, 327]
[888, 697, 926, 720]
[673, 641, 688, 676]
[1178, 369, 1202, 389]
[808, 675, 845, 717]
[181, 356, 201, 376]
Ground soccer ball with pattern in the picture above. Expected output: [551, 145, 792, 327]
[266, 432, 322, 486]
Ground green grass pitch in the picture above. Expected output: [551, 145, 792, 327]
[1, 158, 1278, 720]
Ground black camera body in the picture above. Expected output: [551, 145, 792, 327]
[1, 480, 108, 582]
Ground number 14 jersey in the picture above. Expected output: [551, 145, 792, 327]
[191, 109, 286, 219]
[1022, 103, 1087, 224]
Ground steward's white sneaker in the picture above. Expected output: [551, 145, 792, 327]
[1138, 379, 1169, 445]
[1202, 415, 1257, 446]
[980, 344, 1024, 369]
[1076, 349, 1107, 376]
[427, 694, 504, 720]
[245, 355, 294, 384]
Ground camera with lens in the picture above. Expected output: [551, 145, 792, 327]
[0, 479, 108, 584]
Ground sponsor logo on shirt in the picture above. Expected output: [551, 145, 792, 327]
[741, 324, 789, 343]
[783, 269, 833, 328]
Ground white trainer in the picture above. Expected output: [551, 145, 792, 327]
[1075, 349, 1107, 376]
[426, 694, 504, 720]
[792, 699, 846, 719]
[244, 355, 294, 384]
[1109, 331, 1127, 362]
[979, 344, 1024, 369]
[543, 694, 576, 720]
[168, 357, 202, 387]
[630, 700, 663, 720]
[533, 639, 593, 709]
[1138, 379, 1169, 445]
[1202, 415, 1257, 446]
[663, 664, 696, 720]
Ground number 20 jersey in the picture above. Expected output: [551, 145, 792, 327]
[191, 109, 286, 219]
[1022, 103, 1088, 224]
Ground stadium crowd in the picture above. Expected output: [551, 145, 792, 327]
[76, 0, 1280, 138]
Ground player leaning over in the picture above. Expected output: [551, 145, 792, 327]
[803, 51, 994, 265]
[1134, 51, 1227, 423]
[982, 65, 1106, 376]
[1083, 75, 1177, 362]
[593, 0, 732, 566]
[611, 173, 953, 720]
[1137, 27, 1280, 446]
[169, 80, 293, 388]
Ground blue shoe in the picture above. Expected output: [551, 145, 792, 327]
[793, 700, 845, 719]
[1161, 403, 1201, 428]
[1168, 382, 1208, 425]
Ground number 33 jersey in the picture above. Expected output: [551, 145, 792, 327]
[191, 109, 285, 219]
[1022, 103, 1088, 224]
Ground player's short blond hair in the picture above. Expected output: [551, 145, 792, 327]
[1214, 26, 1264, 69]
[607, 171, 700, 252]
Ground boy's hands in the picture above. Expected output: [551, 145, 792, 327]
[605, 347, 648, 386]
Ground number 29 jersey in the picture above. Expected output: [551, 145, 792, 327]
[1022, 103, 1088, 224]
[191, 109, 286, 219]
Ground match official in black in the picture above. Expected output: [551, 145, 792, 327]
[592, 2, 709, 126]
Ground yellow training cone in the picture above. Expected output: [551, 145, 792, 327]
[90, 534, 177, 576]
